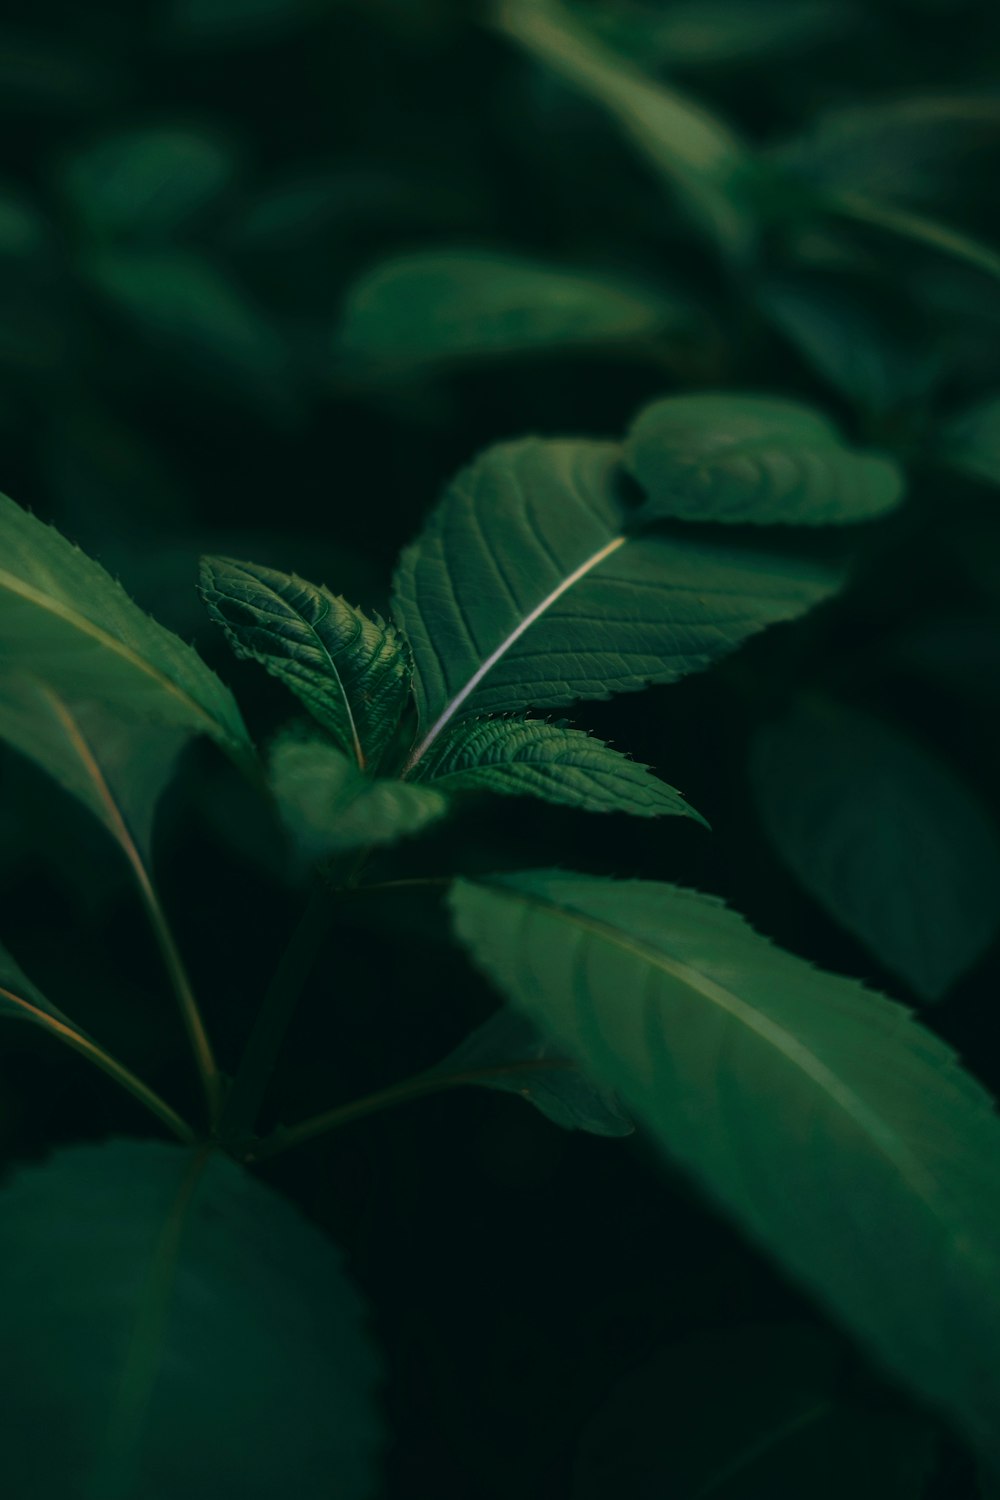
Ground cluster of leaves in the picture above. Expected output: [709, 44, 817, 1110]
[4, 1, 1000, 1497]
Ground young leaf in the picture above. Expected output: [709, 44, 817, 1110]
[939, 391, 1000, 487]
[750, 700, 1000, 1001]
[575, 1324, 936, 1500]
[434, 1005, 633, 1137]
[0, 1140, 382, 1498]
[494, 0, 757, 258]
[271, 733, 446, 862]
[200, 557, 411, 770]
[413, 714, 706, 824]
[392, 438, 836, 766]
[0, 679, 185, 863]
[624, 394, 904, 524]
[0, 493, 251, 762]
[450, 869, 1000, 1467]
[336, 248, 681, 371]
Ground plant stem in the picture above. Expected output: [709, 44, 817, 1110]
[40, 689, 222, 1126]
[219, 882, 336, 1147]
[0, 985, 197, 1144]
[131, 867, 223, 1128]
[251, 1059, 574, 1161]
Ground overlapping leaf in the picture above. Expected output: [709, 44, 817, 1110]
[392, 438, 836, 766]
[625, 394, 904, 524]
[451, 869, 1000, 1467]
[200, 557, 411, 769]
[435, 1005, 633, 1137]
[413, 714, 705, 823]
[0, 492, 250, 761]
[0, 1140, 382, 1499]
[270, 733, 446, 863]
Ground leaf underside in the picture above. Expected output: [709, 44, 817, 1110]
[450, 869, 1000, 1469]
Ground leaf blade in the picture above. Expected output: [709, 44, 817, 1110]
[625, 394, 904, 524]
[451, 869, 1000, 1467]
[200, 557, 411, 769]
[0, 1140, 382, 1498]
[414, 714, 706, 823]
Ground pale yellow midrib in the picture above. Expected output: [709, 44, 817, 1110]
[0, 567, 224, 741]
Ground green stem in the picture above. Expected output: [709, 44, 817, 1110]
[0, 985, 197, 1145]
[220, 882, 336, 1147]
[251, 1059, 574, 1161]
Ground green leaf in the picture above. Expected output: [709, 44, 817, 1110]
[270, 733, 446, 862]
[494, 0, 757, 258]
[450, 869, 1000, 1467]
[0, 493, 251, 762]
[575, 1323, 937, 1500]
[758, 280, 932, 416]
[940, 391, 1000, 486]
[750, 700, 1000, 1001]
[0, 680, 185, 864]
[624, 394, 904, 524]
[0, 1140, 382, 1498]
[435, 1005, 634, 1137]
[586, 0, 856, 70]
[85, 250, 291, 411]
[58, 128, 237, 240]
[391, 438, 836, 766]
[774, 96, 1000, 209]
[200, 557, 411, 771]
[336, 248, 680, 371]
[825, 194, 1000, 286]
[413, 714, 706, 824]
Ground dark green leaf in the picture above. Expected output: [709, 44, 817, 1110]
[940, 391, 1000, 486]
[451, 869, 1000, 1467]
[271, 733, 446, 861]
[435, 1005, 633, 1136]
[336, 248, 680, 370]
[413, 714, 706, 823]
[575, 1324, 936, 1500]
[392, 438, 836, 766]
[0, 493, 251, 763]
[85, 250, 292, 411]
[586, 0, 857, 69]
[751, 700, 1000, 1000]
[0, 1140, 382, 1498]
[0, 937, 75, 1030]
[58, 128, 236, 240]
[495, 0, 757, 258]
[625, 394, 904, 524]
[200, 557, 411, 770]
[0, 680, 185, 863]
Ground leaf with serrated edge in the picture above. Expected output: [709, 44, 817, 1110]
[200, 557, 410, 769]
[392, 438, 835, 768]
[413, 714, 706, 824]
[0, 493, 250, 761]
[0, 1140, 382, 1498]
[450, 869, 1000, 1468]
[271, 733, 446, 862]
[625, 394, 904, 524]
[435, 1005, 633, 1136]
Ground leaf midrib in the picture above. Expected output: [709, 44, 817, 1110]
[481, 879, 951, 1222]
[0, 566, 233, 748]
[404, 533, 627, 770]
